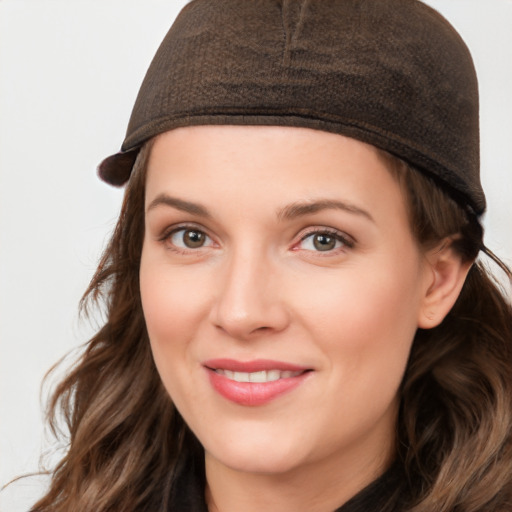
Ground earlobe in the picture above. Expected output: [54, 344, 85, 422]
[418, 240, 473, 329]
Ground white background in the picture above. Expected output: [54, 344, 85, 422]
[1, 1, 511, 510]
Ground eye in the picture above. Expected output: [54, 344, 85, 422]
[168, 228, 213, 249]
[298, 229, 352, 252]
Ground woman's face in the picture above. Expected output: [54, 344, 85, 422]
[140, 125, 432, 480]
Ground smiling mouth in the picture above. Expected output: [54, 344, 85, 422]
[213, 369, 306, 383]
[204, 359, 312, 406]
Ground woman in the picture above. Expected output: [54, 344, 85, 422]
[30, 0, 512, 510]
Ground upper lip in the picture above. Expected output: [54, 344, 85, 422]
[203, 358, 311, 373]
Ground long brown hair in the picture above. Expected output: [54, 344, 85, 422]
[385, 156, 512, 511]
[31, 142, 512, 511]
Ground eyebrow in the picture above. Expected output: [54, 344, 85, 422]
[277, 199, 374, 223]
[146, 194, 373, 223]
[146, 194, 211, 217]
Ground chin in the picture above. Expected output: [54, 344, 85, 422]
[214, 454, 302, 476]
[204, 433, 305, 475]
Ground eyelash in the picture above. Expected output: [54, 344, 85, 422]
[159, 224, 215, 254]
[296, 228, 355, 254]
[158, 225, 355, 255]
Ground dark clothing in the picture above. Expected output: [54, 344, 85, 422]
[333, 464, 402, 512]
[170, 451, 403, 511]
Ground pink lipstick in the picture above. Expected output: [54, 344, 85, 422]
[204, 359, 311, 406]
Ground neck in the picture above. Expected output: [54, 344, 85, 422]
[204, 440, 394, 512]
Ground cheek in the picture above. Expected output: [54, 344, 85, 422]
[296, 254, 423, 379]
[345, 274, 420, 345]
[139, 259, 214, 416]
[313, 267, 421, 430]
[139, 252, 209, 379]
[140, 245, 212, 329]
[140, 272, 184, 346]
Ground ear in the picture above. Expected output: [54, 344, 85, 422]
[418, 239, 473, 329]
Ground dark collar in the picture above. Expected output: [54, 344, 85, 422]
[334, 462, 403, 512]
[170, 453, 403, 512]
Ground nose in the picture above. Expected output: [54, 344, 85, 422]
[209, 248, 290, 340]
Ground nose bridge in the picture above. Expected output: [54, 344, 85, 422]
[211, 241, 288, 338]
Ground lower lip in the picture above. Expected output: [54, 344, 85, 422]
[206, 369, 310, 406]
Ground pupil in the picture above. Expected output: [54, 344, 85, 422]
[184, 230, 204, 248]
[313, 234, 335, 251]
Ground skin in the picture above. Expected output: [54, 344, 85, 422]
[139, 125, 468, 512]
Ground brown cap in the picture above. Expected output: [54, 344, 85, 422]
[98, 0, 485, 215]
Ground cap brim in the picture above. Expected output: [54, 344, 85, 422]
[97, 149, 139, 186]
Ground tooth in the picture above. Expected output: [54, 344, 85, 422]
[233, 371, 250, 382]
[267, 370, 280, 382]
[249, 371, 267, 383]
[219, 369, 303, 382]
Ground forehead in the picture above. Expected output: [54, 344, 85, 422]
[144, 125, 408, 227]
[147, 125, 389, 184]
